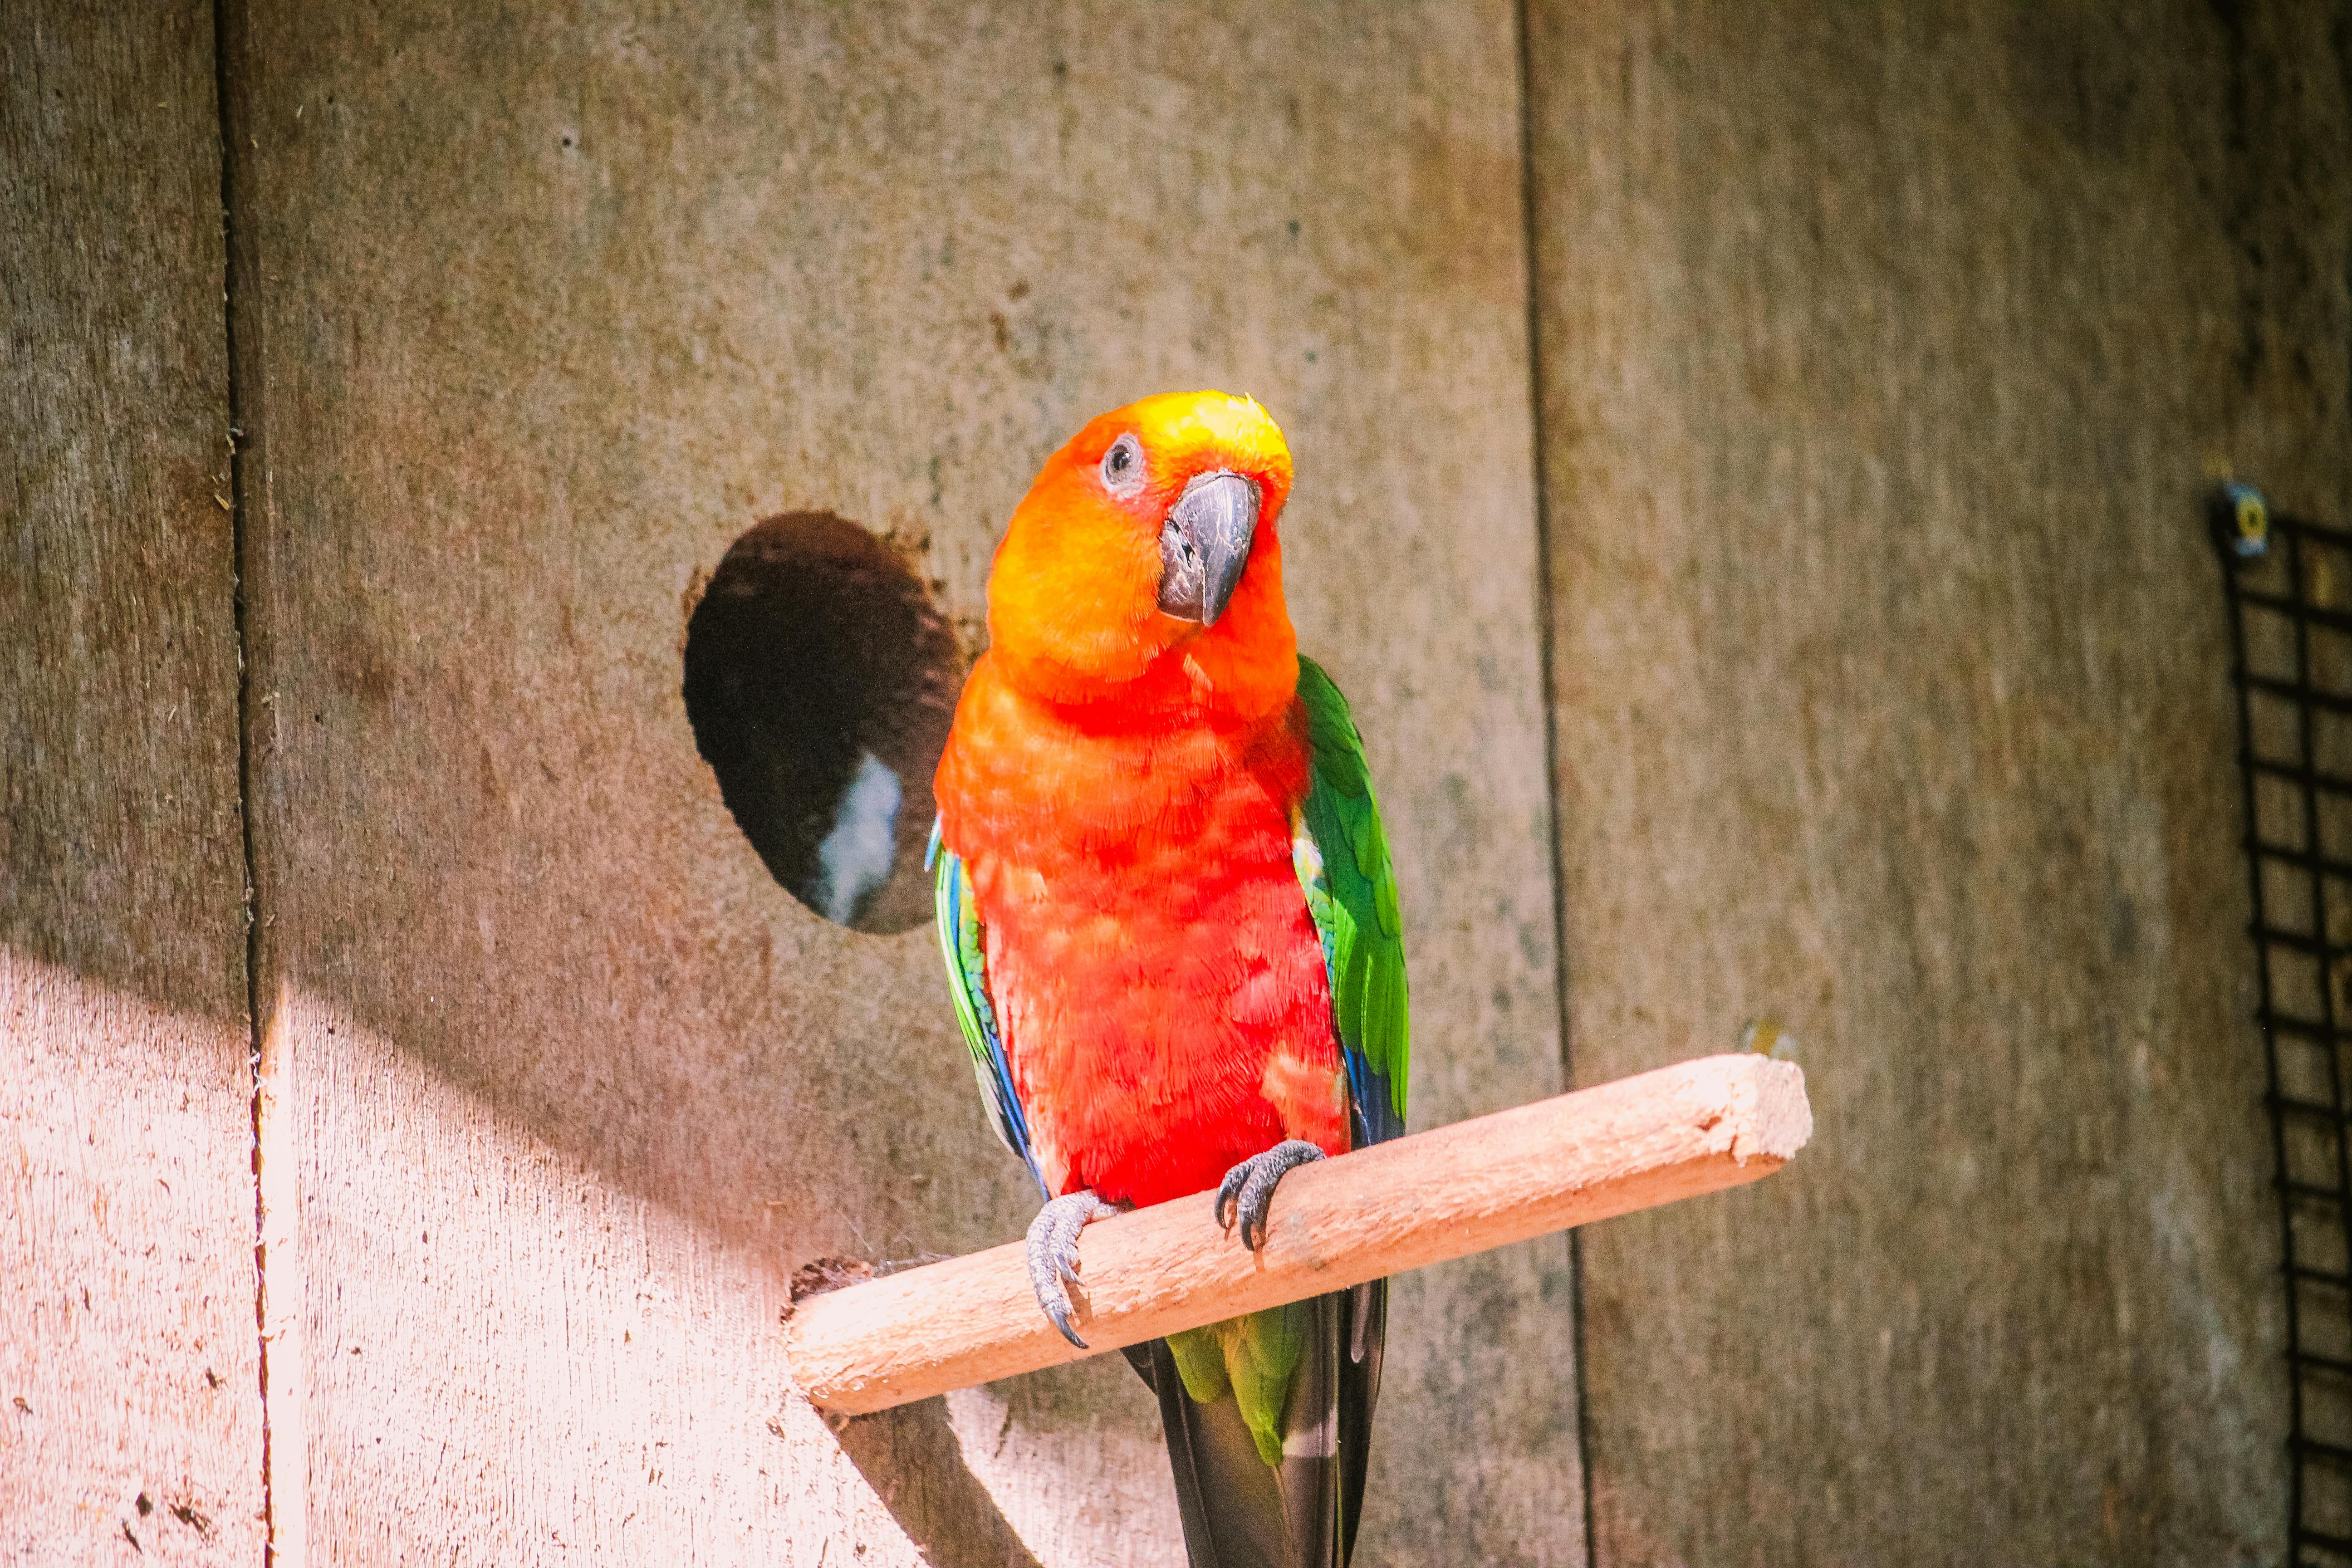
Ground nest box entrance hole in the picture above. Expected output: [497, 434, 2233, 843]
[682, 512, 962, 935]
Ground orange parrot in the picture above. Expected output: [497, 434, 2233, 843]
[930, 391, 1410, 1565]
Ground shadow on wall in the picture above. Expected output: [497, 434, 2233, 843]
[17, 495, 1066, 1562]
[835, 1400, 1047, 1568]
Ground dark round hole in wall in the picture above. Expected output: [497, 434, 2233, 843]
[682, 512, 963, 935]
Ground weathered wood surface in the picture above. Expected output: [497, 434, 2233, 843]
[22, 1, 2317, 1558]
[794, 1056, 1809, 1414]
[228, 2, 1567, 1562]
[0, 5, 265, 1562]
[1527, 3, 2347, 1563]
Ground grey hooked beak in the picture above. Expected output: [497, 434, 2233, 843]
[1156, 470, 1261, 627]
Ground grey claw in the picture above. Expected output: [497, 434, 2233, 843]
[1214, 1166, 1248, 1232]
[1026, 1191, 1117, 1348]
[1213, 1140, 1327, 1251]
[1044, 1297, 1085, 1350]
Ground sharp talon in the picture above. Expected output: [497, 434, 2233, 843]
[1213, 1167, 1248, 1233]
[1046, 1300, 1088, 1350]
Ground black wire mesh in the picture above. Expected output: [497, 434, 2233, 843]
[2220, 499, 2352, 1564]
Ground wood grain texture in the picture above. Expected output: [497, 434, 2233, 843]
[225, 1, 1568, 1561]
[0, 4, 265, 1562]
[1526, 2, 2347, 1563]
[792, 1055, 1808, 1414]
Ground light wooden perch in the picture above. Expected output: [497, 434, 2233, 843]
[786, 1053, 1811, 1415]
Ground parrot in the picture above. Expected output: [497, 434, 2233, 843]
[928, 390, 1410, 1567]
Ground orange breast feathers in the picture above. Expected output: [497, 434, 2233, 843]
[935, 667, 1349, 1207]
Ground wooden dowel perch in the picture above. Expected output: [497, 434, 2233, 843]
[787, 1053, 1811, 1415]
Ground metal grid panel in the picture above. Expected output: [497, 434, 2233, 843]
[2221, 499, 2352, 1565]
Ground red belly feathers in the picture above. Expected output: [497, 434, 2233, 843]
[934, 658, 1349, 1207]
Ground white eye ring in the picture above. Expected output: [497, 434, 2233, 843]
[1100, 433, 1146, 498]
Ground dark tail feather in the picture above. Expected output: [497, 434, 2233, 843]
[1152, 1335, 1293, 1565]
[1338, 1280, 1387, 1564]
[1138, 1285, 1388, 1568]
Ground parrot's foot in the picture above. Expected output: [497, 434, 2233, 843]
[1026, 1190, 1119, 1349]
[1213, 1139, 1327, 1251]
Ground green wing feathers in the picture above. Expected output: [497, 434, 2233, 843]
[1294, 655, 1409, 1146]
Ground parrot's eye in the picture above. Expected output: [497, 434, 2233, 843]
[1100, 433, 1146, 498]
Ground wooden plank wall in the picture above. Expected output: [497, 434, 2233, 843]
[1528, 2, 2349, 1564]
[0, 3, 266, 1562]
[223, 3, 1570, 1563]
[11, 0, 2350, 1564]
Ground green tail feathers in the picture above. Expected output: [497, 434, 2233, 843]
[1140, 1284, 1387, 1568]
[1168, 1305, 1312, 1469]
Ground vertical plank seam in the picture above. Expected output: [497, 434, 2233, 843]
[209, 0, 272, 1559]
[1510, 2, 1601, 1564]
